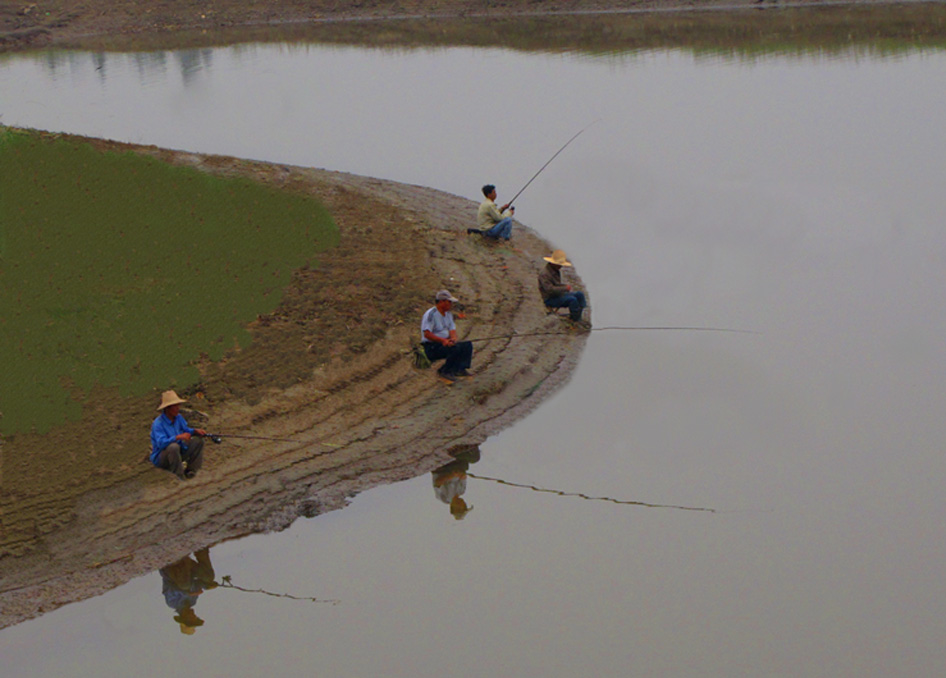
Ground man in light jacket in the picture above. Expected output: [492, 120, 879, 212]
[470, 184, 515, 240]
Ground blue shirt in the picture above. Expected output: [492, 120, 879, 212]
[150, 412, 196, 465]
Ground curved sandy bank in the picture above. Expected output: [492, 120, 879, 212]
[0, 139, 589, 629]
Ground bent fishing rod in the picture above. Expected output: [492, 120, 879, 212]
[506, 119, 601, 209]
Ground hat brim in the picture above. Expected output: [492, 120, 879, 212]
[543, 257, 572, 266]
[157, 397, 188, 411]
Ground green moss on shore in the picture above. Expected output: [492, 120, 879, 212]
[0, 127, 338, 435]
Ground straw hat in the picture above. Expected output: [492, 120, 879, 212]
[174, 607, 204, 634]
[543, 250, 572, 267]
[157, 390, 187, 411]
[450, 496, 473, 520]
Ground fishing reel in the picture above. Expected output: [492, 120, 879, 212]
[209, 435, 223, 444]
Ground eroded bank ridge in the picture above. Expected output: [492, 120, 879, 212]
[0, 138, 589, 630]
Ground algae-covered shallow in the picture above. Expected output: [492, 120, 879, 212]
[0, 127, 338, 436]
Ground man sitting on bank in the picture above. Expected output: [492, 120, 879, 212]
[538, 249, 589, 325]
[150, 390, 207, 480]
[468, 184, 515, 240]
[421, 289, 474, 384]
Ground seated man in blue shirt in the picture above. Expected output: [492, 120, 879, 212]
[150, 390, 208, 480]
[421, 289, 474, 384]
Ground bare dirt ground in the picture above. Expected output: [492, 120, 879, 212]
[0, 135, 590, 629]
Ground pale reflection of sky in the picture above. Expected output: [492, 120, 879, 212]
[2, 45, 946, 677]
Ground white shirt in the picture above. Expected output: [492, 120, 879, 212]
[420, 306, 455, 343]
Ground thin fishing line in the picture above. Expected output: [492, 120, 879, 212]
[466, 325, 758, 342]
[467, 472, 716, 513]
[218, 575, 340, 604]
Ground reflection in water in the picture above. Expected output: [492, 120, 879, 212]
[431, 444, 716, 515]
[159, 547, 218, 635]
[36, 49, 212, 86]
[176, 49, 213, 85]
[91, 52, 106, 81]
[431, 444, 480, 520]
[158, 546, 338, 632]
[132, 51, 168, 83]
[218, 576, 339, 605]
[466, 473, 716, 513]
[37, 50, 74, 76]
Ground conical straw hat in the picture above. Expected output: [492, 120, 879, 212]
[542, 249, 572, 266]
[157, 390, 187, 411]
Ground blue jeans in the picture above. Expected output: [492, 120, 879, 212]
[545, 291, 587, 321]
[485, 217, 513, 240]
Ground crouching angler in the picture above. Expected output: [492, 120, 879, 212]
[421, 290, 474, 384]
[150, 390, 207, 480]
[538, 249, 588, 324]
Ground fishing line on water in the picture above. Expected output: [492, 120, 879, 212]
[466, 472, 716, 513]
[218, 575, 340, 605]
[466, 325, 760, 343]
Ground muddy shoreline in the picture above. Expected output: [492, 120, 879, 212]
[1, 0, 933, 53]
[0, 136, 589, 630]
[1, 0, 933, 634]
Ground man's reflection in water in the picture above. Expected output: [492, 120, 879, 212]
[432, 444, 480, 520]
[159, 547, 218, 635]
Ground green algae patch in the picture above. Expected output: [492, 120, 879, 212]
[0, 127, 339, 436]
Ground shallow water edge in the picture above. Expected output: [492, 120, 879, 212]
[0, 133, 589, 630]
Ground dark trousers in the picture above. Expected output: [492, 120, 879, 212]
[423, 341, 473, 376]
[545, 291, 587, 321]
[157, 438, 205, 478]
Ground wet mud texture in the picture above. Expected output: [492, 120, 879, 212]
[0, 137, 589, 629]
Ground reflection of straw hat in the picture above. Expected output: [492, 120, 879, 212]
[174, 607, 204, 634]
[450, 496, 473, 520]
[543, 250, 572, 266]
[157, 390, 187, 411]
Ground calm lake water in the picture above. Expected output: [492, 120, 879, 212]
[2, 40, 946, 677]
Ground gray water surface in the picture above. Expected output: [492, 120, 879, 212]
[2, 44, 946, 677]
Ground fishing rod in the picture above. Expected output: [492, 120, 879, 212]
[203, 432, 341, 447]
[203, 432, 300, 444]
[506, 119, 600, 209]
